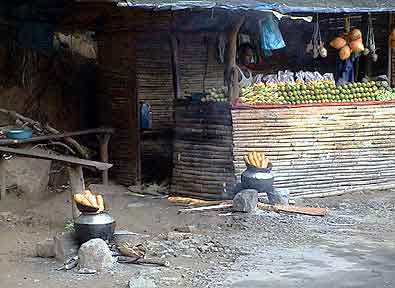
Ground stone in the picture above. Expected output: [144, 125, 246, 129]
[166, 231, 191, 241]
[77, 268, 97, 274]
[78, 238, 113, 272]
[5, 155, 51, 200]
[267, 188, 290, 205]
[232, 189, 258, 213]
[174, 225, 199, 234]
[0, 211, 12, 221]
[36, 239, 55, 258]
[54, 232, 79, 263]
[128, 277, 156, 288]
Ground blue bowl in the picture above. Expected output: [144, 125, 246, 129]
[6, 128, 33, 140]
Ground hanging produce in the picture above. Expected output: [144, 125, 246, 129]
[339, 45, 351, 60]
[329, 17, 364, 60]
[349, 28, 362, 41]
[349, 39, 364, 53]
[306, 15, 327, 59]
[330, 37, 347, 49]
[366, 14, 378, 62]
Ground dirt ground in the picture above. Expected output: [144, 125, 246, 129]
[0, 186, 394, 288]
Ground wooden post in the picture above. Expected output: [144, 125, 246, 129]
[225, 15, 245, 102]
[388, 13, 393, 85]
[68, 165, 85, 219]
[97, 133, 111, 185]
[170, 34, 181, 99]
[0, 158, 5, 200]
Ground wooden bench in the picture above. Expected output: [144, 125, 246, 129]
[0, 146, 113, 218]
[0, 128, 115, 185]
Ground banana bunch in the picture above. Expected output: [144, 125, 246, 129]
[243, 151, 269, 168]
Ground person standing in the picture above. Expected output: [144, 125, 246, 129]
[237, 43, 254, 88]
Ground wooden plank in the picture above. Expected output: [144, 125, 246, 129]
[0, 147, 112, 170]
[68, 166, 85, 219]
[0, 158, 5, 200]
[0, 128, 115, 146]
[257, 203, 327, 217]
[169, 34, 181, 99]
[225, 16, 244, 102]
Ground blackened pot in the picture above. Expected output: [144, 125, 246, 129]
[74, 212, 116, 245]
[241, 164, 274, 193]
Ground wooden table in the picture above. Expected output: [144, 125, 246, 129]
[0, 146, 113, 218]
[0, 128, 114, 185]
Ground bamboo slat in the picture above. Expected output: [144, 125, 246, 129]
[171, 104, 235, 198]
[232, 103, 395, 197]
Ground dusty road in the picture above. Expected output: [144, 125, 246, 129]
[0, 187, 394, 288]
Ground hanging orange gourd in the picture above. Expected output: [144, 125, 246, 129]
[349, 38, 364, 53]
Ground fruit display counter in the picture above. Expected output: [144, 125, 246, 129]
[231, 100, 395, 197]
[172, 80, 395, 199]
[239, 80, 395, 105]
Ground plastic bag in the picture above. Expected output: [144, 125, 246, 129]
[254, 74, 264, 84]
[323, 73, 335, 82]
[313, 71, 324, 81]
[262, 74, 278, 85]
[295, 71, 306, 83]
[278, 70, 295, 83]
[260, 14, 286, 51]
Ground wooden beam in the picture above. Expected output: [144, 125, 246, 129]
[97, 133, 111, 185]
[225, 15, 245, 102]
[0, 158, 5, 200]
[0, 128, 115, 146]
[388, 13, 393, 86]
[68, 166, 85, 219]
[169, 34, 181, 99]
[0, 147, 112, 171]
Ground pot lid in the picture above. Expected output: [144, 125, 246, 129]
[74, 212, 115, 225]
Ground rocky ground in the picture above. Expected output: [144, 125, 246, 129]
[0, 187, 394, 288]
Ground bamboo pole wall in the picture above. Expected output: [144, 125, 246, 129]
[96, 31, 139, 185]
[171, 104, 236, 200]
[232, 103, 395, 196]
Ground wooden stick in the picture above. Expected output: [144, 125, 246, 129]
[257, 203, 327, 217]
[169, 33, 181, 99]
[68, 166, 85, 219]
[118, 256, 169, 267]
[0, 158, 5, 200]
[45, 125, 93, 159]
[97, 133, 112, 185]
[168, 196, 227, 206]
[178, 203, 233, 214]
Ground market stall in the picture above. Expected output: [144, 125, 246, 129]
[171, 11, 395, 199]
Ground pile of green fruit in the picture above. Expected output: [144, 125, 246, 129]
[240, 84, 278, 104]
[240, 80, 393, 105]
[201, 87, 227, 103]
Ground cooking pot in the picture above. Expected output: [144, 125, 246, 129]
[74, 212, 116, 245]
[241, 163, 274, 193]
